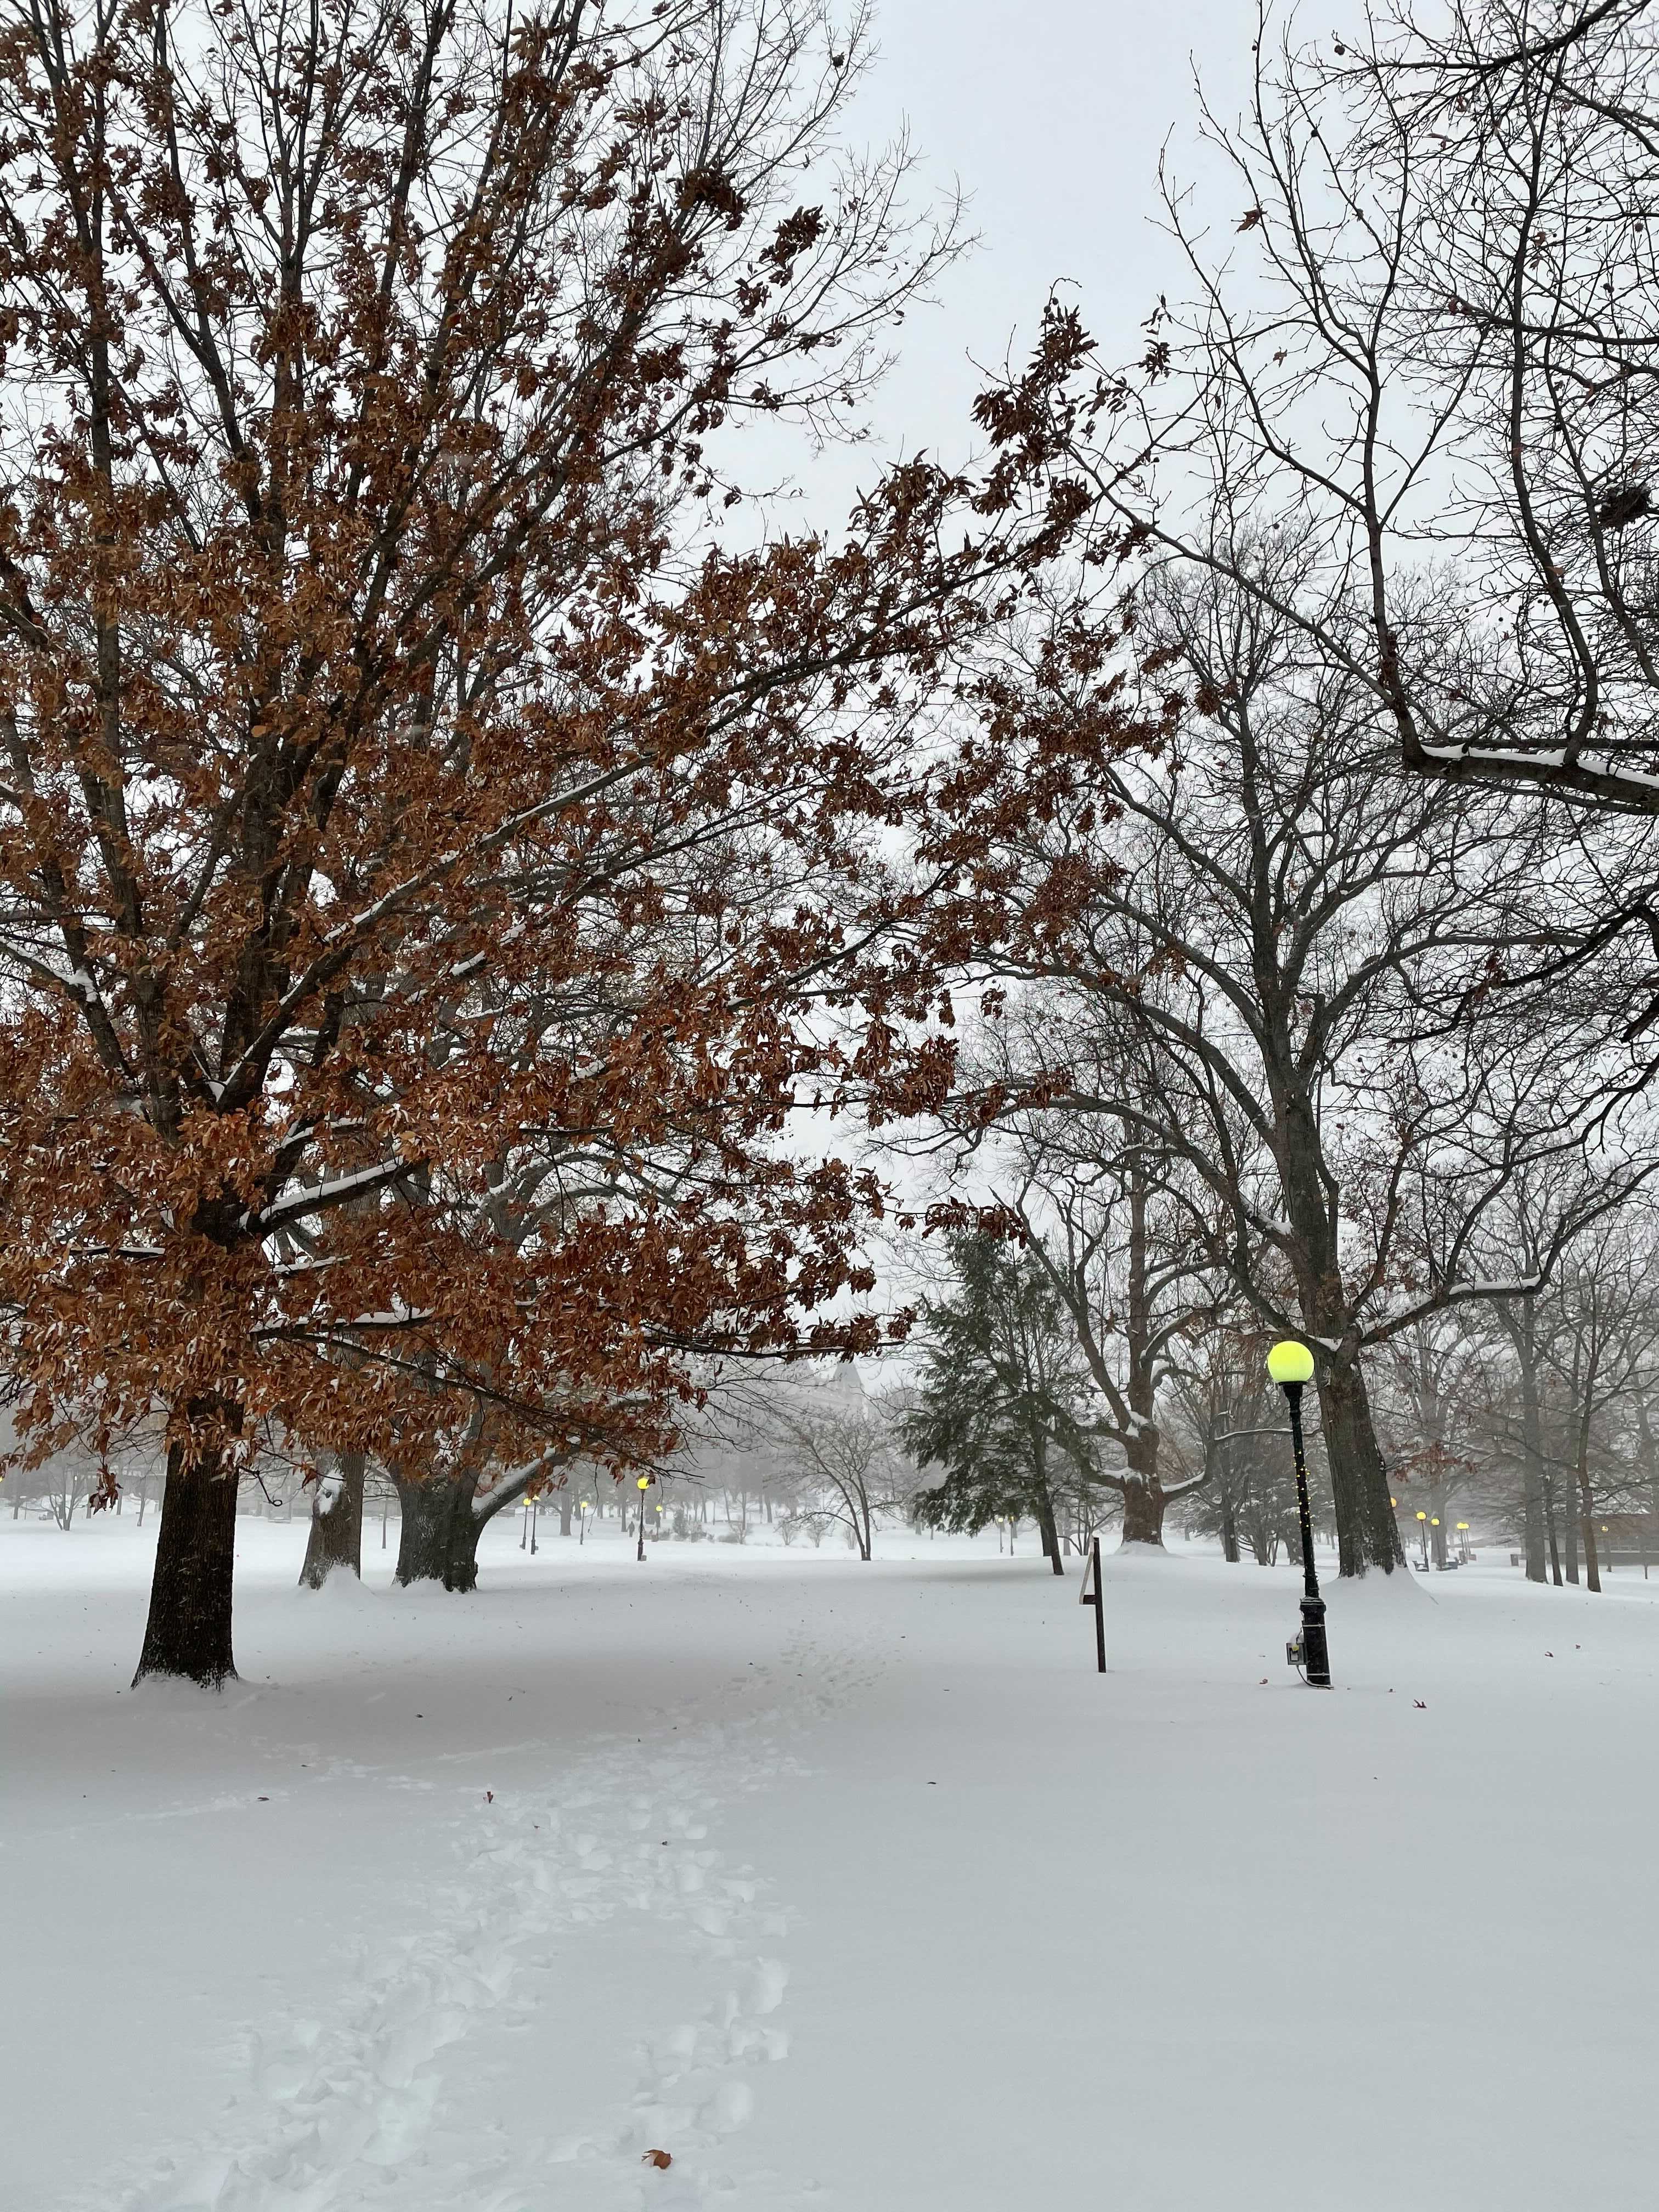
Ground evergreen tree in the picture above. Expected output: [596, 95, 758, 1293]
[902, 1235, 1103, 1571]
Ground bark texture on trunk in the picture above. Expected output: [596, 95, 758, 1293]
[392, 1470, 484, 1592]
[1577, 1462, 1602, 1594]
[1119, 1475, 1167, 1547]
[133, 1430, 240, 1688]
[1218, 1477, 1240, 1565]
[1315, 1362, 1404, 1577]
[1116, 1427, 1172, 1549]
[299, 1451, 366, 1588]
[1518, 1329, 1548, 1583]
[1034, 1482, 1065, 1573]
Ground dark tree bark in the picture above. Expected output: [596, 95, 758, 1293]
[299, 1451, 366, 1588]
[1035, 1433, 1070, 1575]
[1576, 1433, 1602, 1594]
[391, 1460, 547, 1589]
[1217, 1472, 1241, 1564]
[133, 1429, 241, 1688]
[392, 1469, 484, 1593]
[1031, 1454, 1065, 1573]
[1516, 1308, 1549, 1583]
[1119, 1476, 1167, 1547]
[1544, 1474, 1565, 1585]
[557, 1488, 574, 1537]
[1316, 1362, 1405, 1578]
[1118, 1430, 1174, 1547]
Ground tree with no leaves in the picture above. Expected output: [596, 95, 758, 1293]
[763, 1372, 909, 1560]
[1030, 1, 1659, 1009]
[911, 545, 1643, 1573]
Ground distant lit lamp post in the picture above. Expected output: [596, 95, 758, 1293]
[578, 1498, 591, 1547]
[636, 1475, 653, 1561]
[1430, 1515, 1442, 1569]
[1456, 1521, 1470, 1564]
[1415, 1510, 1430, 1569]
[1267, 1339, 1331, 1688]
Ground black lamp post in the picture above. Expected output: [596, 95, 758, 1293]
[635, 1475, 652, 1561]
[1267, 1340, 1331, 1689]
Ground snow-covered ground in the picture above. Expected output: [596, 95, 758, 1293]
[4, 1513, 1657, 2211]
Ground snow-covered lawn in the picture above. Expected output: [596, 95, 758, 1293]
[5, 1516, 1657, 2210]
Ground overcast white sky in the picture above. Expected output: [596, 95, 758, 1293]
[774, 0, 1264, 511]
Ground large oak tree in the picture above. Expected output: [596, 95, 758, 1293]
[0, 0, 1069, 1681]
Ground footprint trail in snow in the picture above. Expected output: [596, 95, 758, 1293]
[72, 1644, 877, 2212]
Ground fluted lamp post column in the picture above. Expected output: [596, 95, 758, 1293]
[1267, 1339, 1331, 1689]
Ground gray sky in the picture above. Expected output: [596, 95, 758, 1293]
[793, 0, 1261, 505]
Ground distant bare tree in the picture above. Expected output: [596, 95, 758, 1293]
[763, 1382, 911, 1560]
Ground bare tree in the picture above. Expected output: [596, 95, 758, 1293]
[1000, 1116, 1217, 1549]
[1539, 1215, 1659, 1590]
[918, 549, 1634, 1573]
[1167, 1325, 1311, 1566]
[767, 1385, 910, 1560]
[1014, 0, 1659, 1037]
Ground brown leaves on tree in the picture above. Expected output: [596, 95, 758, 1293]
[0, 0, 1084, 1674]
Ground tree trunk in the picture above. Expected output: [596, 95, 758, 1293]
[1544, 1477, 1564, 1585]
[1120, 1473, 1167, 1548]
[1218, 1462, 1240, 1564]
[299, 1451, 365, 1588]
[1314, 1361, 1404, 1577]
[1563, 1499, 1579, 1584]
[1517, 1313, 1548, 1583]
[1033, 1481, 1065, 1573]
[557, 1488, 574, 1537]
[1577, 1454, 1602, 1595]
[392, 1470, 484, 1592]
[133, 1427, 241, 1688]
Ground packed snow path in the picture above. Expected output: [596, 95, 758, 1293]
[6, 1520, 1659, 2210]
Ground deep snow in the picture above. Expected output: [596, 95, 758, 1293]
[4, 1513, 1658, 2210]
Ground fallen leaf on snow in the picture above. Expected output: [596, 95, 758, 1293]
[642, 2149, 673, 2170]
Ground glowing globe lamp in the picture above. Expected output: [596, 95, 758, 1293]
[1266, 1339, 1316, 1386]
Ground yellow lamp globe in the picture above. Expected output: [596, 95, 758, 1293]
[1266, 1339, 1316, 1386]
[636, 1476, 651, 1491]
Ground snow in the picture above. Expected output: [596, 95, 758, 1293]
[5, 1515, 1659, 2210]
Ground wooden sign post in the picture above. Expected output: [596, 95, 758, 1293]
[1079, 1535, 1106, 1673]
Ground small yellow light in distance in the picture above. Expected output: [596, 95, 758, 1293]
[1431, 1517, 1440, 1526]
[1456, 1522, 1469, 1531]
[1266, 1339, 1316, 1385]
[1417, 1512, 1427, 1522]
[637, 1476, 651, 1491]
